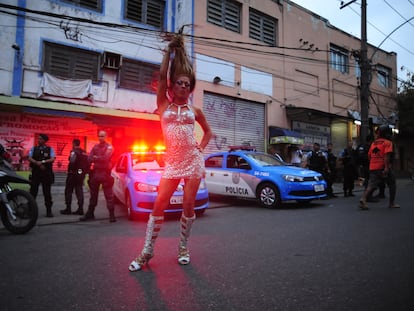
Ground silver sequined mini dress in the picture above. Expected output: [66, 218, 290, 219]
[161, 103, 205, 179]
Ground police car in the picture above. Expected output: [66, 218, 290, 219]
[112, 151, 209, 220]
[204, 147, 327, 208]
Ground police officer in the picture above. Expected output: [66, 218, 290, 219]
[60, 139, 88, 215]
[306, 142, 330, 185]
[326, 143, 337, 197]
[28, 133, 56, 217]
[357, 135, 372, 189]
[307, 143, 329, 172]
[80, 130, 116, 222]
[340, 140, 358, 197]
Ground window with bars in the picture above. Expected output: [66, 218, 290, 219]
[330, 45, 349, 74]
[376, 65, 391, 88]
[124, 0, 165, 29]
[43, 42, 100, 82]
[119, 58, 159, 93]
[249, 8, 277, 46]
[207, 0, 241, 33]
[61, 0, 102, 12]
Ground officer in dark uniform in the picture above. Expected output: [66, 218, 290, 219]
[306, 143, 330, 197]
[307, 143, 330, 174]
[357, 135, 372, 189]
[60, 139, 88, 215]
[28, 133, 56, 217]
[80, 130, 116, 223]
[326, 143, 337, 197]
[340, 140, 359, 197]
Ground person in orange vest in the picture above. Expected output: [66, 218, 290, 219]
[359, 125, 400, 210]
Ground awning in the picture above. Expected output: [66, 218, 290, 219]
[269, 126, 304, 144]
[23, 107, 86, 119]
[0, 95, 160, 121]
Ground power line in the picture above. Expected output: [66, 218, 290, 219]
[346, 4, 414, 57]
[0, 2, 400, 115]
[383, 0, 414, 29]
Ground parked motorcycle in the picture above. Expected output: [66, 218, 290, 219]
[0, 144, 38, 234]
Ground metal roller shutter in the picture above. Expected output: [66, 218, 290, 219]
[203, 92, 265, 154]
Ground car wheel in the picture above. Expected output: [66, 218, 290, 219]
[125, 192, 136, 221]
[257, 183, 281, 209]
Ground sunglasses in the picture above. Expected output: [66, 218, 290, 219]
[175, 80, 191, 88]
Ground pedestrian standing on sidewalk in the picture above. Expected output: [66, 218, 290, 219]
[359, 125, 400, 210]
[28, 134, 56, 217]
[288, 145, 303, 167]
[60, 139, 89, 216]
[128, 31, 212, 272]
[80, 130, 116, 222]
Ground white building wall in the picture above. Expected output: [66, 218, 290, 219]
[0, 0, 18, 96]
[9, 0, 178, 113]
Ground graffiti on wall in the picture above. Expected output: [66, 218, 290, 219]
[204, 96, 264, 152]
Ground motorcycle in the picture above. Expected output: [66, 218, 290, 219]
[0, 144, 38, 234]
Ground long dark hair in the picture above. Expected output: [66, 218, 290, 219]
[168, 32, 196, 92]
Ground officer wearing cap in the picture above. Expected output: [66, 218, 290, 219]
[28, 133, 56, 217]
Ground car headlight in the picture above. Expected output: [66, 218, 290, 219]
[134, 182, 158, 192]
[198, 179, 207, 190]
[283, 174, 304, 182]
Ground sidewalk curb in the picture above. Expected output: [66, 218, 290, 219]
[1, 179, 411, 230]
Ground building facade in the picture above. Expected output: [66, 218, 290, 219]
[0, 0, 398, 171]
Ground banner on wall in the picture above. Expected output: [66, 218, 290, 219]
[0, 112, 97, 171]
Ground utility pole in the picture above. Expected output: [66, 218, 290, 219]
[341, 0, 370, 145]
[359, 0, 370, 145]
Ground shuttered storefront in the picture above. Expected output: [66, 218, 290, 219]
[203, 92, 265, 153]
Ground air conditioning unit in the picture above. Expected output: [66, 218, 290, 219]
[102, 52, 122, 69]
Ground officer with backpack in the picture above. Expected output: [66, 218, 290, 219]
[60, 138, 89, 215]
[28, 133, 56, 217]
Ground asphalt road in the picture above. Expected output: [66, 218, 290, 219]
[1, 179, 413, 311]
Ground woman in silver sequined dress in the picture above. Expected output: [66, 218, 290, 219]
[129, 33, 212, 272]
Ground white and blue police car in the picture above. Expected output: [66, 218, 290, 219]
[204, 146, 327, 209]
[112, 149, 209, 220]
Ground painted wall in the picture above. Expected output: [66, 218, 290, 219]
[191, 0, 397, 130]
[4, 0, 170, 114]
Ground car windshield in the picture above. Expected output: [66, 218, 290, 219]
[131, 153, 165, 171]
[246, 153, 285, 167]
